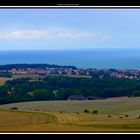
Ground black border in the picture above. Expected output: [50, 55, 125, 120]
[0, 0, 139, 6]
[0, 134, 139, 139]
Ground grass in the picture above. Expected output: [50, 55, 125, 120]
[51, 74, 91, 78]
[12, 73, 44, 79]
[0, 109, 140, 131]
[1, 96, 140, 115]
[0, 77, 13, 85]
[0, 109, 59, 131]
[12, 73, 91, 79]
[0, 109, 46, 127]
[1, 96, 140, 131]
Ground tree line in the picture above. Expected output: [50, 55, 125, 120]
[0, 63, 77, 70]
[0, 75, 140, 104]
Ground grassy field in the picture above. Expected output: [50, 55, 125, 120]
[0, 97, 140, 132]
[52, 74, 91, 78]
[1, 96, 140, 115]
[0, 108, 140, 132]
[12, 73, 91, 79]
[12, 73, 44, 79]
[0, 77, 13, 85]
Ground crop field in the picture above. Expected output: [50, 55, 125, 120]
[0, 97, 140, 132]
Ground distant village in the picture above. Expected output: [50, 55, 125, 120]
[1, 66, 140, 79]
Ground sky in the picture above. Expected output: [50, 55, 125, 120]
[0, 8, 140, 50]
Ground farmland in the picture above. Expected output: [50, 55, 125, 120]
[0, 77, 13, 85]
[1, 96, 140, 115]
[12, 73, 91, 79]
[12, 73, 44, 79]
[1, 97, 140, 131]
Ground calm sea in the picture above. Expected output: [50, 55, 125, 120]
[0, 49, 140, 69]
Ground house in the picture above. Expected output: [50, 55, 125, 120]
[27, 92, 33, 96]
[67, 95, 87, 100]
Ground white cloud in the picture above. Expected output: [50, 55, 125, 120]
[56, 29, 110, 40]
[0, 30, 50, 40]
[0, 28, 110, 40]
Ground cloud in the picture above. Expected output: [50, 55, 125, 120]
[0, 30, 50, 40]
[58, 31, 108, 39]
[0, 28, 110, 40]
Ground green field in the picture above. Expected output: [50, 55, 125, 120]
[52, 74, 91, 78]
[0, 77, 13, 85]
[12, 73, 91, 79]
[1, 96, 140, 115]
[12, 73, 44, 79]
[0, 97, 140, 132]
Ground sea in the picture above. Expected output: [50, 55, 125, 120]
[0, 48, 140, 69]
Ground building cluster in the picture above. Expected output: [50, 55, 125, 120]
[1, 66, 140, 79]
[109, 69, 140, 79]
[0, 68, 81, 76]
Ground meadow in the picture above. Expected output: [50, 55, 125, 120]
[1, 97, 140, 132]
[1, 96, 140, 115]
[12, 73, 91, 79]
[12, 73, 44, 79]
[0, 77, 13, 85]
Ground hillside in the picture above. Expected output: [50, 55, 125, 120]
[1, 96, 140, 115]
[0, 97, 140, 131]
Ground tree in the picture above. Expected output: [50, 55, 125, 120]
[0, 86, 8, 97]
[0, 72, 12, 78]
[84, 109, 90, 113]
[56, 89, 66, 100]
[92, 110, 98, 114]
[132, 90, 140, 97]
[33, 89, 55, 100]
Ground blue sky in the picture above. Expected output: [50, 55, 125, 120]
[0, 9, 140, 50]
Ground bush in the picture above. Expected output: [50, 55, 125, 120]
[92, 110, 98, 114]
[84, 109, 90, 113]
[124, 114, 129, 117]
[10, 107, 18, 110]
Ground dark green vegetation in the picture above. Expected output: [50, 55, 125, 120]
[84, 109, 90, 113]
[10, 107, 18, 110]
[0, 74, 140, 104]
[0, 63, 76, 70]
[0, 72, 12, 78]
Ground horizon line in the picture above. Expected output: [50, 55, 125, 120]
[0, 48, 140, 51]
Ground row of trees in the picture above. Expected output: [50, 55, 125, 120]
[0, 63, 77, 70]
[0, 72, 12, 78]
[0, 75, 140, 104]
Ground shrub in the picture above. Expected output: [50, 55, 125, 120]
[124, 114, 129, 117]
[84, 109, 90, 113]
[92, 110, 98, 114]
[10, 107, 18, 110]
